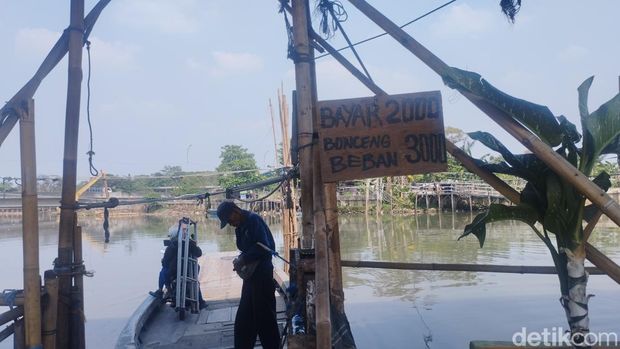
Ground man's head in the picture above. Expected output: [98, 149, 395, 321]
[217, 201, 243, 228]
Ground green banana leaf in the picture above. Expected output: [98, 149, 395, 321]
[459, 203, 539, 247]
[443, 67, 563, 146]
[578, 77, 620, 175]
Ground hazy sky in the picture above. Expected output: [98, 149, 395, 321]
[1, 0, 618, 180]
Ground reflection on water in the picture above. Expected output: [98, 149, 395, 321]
[0, 213, 618, 348]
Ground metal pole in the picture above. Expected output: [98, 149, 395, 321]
[57, 0, 84, 347]
[18, 98, 42, 348]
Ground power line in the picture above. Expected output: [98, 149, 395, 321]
[315, 0, 457, 60]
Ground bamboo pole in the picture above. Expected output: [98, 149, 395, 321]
[72, 225, 85, 348]
[0, 307, 24, 327]
[291, 0, 315, 248]
[268, 99, 279, 168]
[0, 322, 16, 343]
[341, 260, 604, 275]
[278, 88, 298, 271]
[57, 1, 85, 347]
[18, 98, 42, 349]
[42, 271, 58, 349]
[308, 23, 332, 348]
[325, 183, 345, 312]
[346, 0, 620, 230]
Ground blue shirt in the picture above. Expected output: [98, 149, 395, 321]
[235, 210, 276, 274]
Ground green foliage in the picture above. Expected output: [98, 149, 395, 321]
[451, 71, 620, 254]
[459, 204, 538, 247]
[216, 145, 263, 188]
[442, 67, 563, 146]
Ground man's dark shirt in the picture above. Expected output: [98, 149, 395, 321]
[235, 210, 275, 274]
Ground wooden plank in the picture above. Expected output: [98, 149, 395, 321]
[318, 91, 447, 182]
[341, 260, 604, 274]
[205, 307, 232, 324]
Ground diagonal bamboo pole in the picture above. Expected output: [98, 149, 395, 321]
[0, 0, 111, 147]
[345, 0, 620, 230]
[309, 16, 620, 285]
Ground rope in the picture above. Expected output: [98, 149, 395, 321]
[85, 40, 98, 177]
[315, 0, 348, 39]
[315, 0, 457, 59]
[103, 206, 110, 243]
[279, 0, 297, 61]
[1, 289, 19, 310]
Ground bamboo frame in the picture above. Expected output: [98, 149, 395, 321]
[321, 0, 620, 285]
[56, 1, 85, 347]
[346, 0, 620, 230]
[18, 98, 42, 348]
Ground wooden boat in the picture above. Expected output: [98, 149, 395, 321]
[116, 252, 288, 348]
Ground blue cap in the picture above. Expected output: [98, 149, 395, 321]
[216, 201, 236, 229]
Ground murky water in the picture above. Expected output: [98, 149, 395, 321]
[0, 212, 619, 348]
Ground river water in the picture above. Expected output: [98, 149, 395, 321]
[0, 212, 619, 348]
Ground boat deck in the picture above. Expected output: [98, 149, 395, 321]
[125, 252, 287, 349]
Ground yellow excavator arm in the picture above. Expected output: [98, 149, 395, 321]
[75, 171, 105, 200]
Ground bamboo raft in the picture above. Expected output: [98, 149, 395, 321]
[116, 252, 288, 349]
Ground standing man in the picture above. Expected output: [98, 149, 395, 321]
[217, 201, 280, 349]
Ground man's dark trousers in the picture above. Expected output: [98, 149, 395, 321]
[234, 268, 280, 349]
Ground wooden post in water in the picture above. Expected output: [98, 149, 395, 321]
[72, 224, 85, 348]
[42, 271, 58, 349]
[57, 1, 85, 347]
[325, 183, 344, 312]
[18, 98, 42, 348]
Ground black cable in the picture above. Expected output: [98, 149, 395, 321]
[85, 40, 98, 176]
[315, 0, 457, 60]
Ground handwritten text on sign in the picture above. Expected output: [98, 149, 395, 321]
[318, 91, 447, 182]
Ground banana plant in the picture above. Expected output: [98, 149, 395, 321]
[442, 67, 620, 345]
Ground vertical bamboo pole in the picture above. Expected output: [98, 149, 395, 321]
[18, 98, 42, 348]
[268, 99, 280, 168]
[278, 89, 297, 270]
[57, 1, 84, 347]
[325, 183, 344, 312]
[308, 24, 332, 348]
[42, 270, 58, 349]
[291, 0, 315, 248]
[72, 224, 84, 348]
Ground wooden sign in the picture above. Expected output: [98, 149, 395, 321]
[318, 91, 447, 182]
